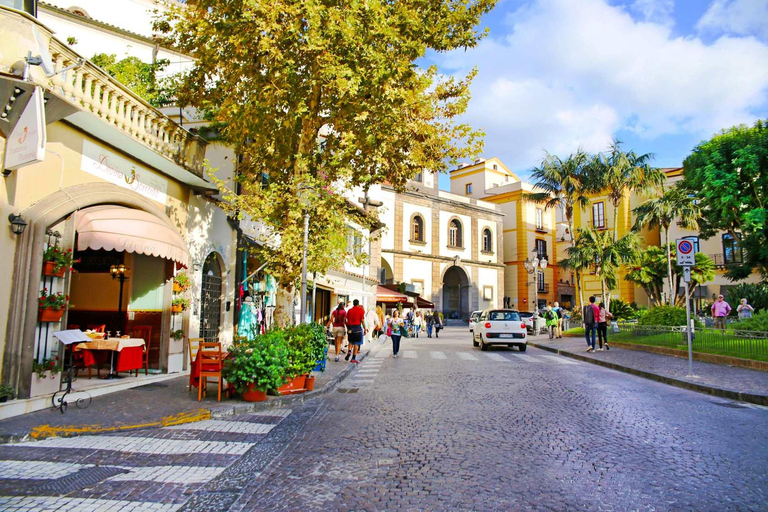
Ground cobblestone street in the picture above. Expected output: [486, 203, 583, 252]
[1, 327, 767, 511]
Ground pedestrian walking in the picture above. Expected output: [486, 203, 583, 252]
[413, 311, 423, 338]
[366, 307, 380, 343]
[376, 305, 385, 336]
[597, 302, 613, 351]
[711, 295, 732, 331]
[583, 296, 599, 352]
[434, 312, 443, 338]
[553, 301, 563, 338]
[327, 302, 347, 362]
[544, 306, 558, 339]
[426, 311, 434, 338]
[345, 299, 367, 363]
[737, 298, 754, 319]
[388, 309, 406, 358]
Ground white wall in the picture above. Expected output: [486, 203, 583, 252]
[477, 267, 498, 310]
[439, 211, 471, 261]
[402, 258, 432, 300]
[377, 190, 396, 251]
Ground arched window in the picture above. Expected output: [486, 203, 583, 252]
[411, 215, 425, 242]
[448, 218, 463, 248]
[482, 228, 493, 253]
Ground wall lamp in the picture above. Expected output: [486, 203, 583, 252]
[8, 214, 27, 235]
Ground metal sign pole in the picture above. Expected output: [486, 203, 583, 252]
[684, 278, 694, 377]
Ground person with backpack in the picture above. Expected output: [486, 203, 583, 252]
[583, 296, 599, 352]
[544, 306, 558, 339]
[425, 311, 434, 338]
[327, 302, 347, 362]
[553, 302, 564, 338]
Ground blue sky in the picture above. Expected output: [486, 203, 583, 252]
[434, 0, 768, 191]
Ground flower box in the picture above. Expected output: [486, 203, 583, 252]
[38, 308, 64, 323]
[42, 261, 66, 277]
[277, 374, 307, 395]
[30, 371, 61, 397]
[171, 304, 183, 313]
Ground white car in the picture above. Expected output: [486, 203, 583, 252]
[472, 309, 527, 351]
[469, 310, 483, 332]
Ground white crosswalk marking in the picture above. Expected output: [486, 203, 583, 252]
[0, 460, 89, 480]
[430, 351, 447, 359]
[456, 352, 478, 361]
[511, 354, 544, 363]
[166, 419, 276, 434]
[483, 353, 508, 362]
[402, 350, 417, 358]
[13, 435, 253, 455]
[108, 466, 226, 484]
[0, 497, 182, 512]
[541, 355, 579, 365]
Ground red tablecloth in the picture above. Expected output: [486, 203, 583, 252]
[79, 345, 144, 373]
[189, 351, 227, 389]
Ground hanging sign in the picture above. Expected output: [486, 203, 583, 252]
[4, 86, 46, 170]
[676, 238, 696, 266]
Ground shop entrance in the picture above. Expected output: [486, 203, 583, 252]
[442, 266, 470, 321]
[200, 252, 223, 343]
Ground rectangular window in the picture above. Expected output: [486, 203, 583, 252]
[722, 233, 743, 264]
[347, 227, 363, 257]
[592, 202, 605, 229]
[537, 270, 545, 292]
[535, 208, 544, 230]
[413, 172, 423, 182]
[535, 239, 547, 260]
[483, 286, 494, 300]
[465, 183, 473, 195]
[412, 280, 424, 295]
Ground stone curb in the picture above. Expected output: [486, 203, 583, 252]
[0, 351, 369, 443]
[528, 341, 768, 407]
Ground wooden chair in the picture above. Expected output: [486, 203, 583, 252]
[129, 325, 152, 376]
[187, 338, 203, 391]
[198, 342, 223, 402]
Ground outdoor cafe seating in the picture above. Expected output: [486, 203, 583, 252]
[67, 326, 147, 379]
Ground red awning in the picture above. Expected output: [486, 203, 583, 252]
[376, 286, 409, 303]
[415, 296, 435, 309]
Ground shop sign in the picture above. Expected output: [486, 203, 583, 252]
[80, 139, 168, 204]
[4, 86, 46, 170]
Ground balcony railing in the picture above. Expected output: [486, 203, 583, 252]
[708, 253, 743, 268]
[537, 283, 550, 294]
[0, 7, 207, 176]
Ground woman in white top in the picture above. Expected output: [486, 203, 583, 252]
[737, 298, 754, 319]
[412, 311, 423, 338]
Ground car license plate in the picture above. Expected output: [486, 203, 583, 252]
[499, 333, 514, 338]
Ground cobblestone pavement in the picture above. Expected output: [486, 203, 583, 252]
[206, 328, 767, 511]
[2, 328, 767, 511]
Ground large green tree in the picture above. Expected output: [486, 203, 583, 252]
[633, 184, 701, 305]
[682, 120, 768, 280]
[526, 149, 591, 309]
[156, 0, 495, 324]
[91, 53, 168, 107]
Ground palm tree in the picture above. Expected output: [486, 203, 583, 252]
[625, 245, 667, 306]
[674, 252, 716, 306]
[633, 184, 701, 305]
[559, 228, 594, 313]
[526, 149, 591, 309]
[594, 141, 664, 241]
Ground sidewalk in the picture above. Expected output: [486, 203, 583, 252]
[528, 335, 768, 406]
[0, 346, 369, 444]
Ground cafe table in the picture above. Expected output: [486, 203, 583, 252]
[73, 338, 145, 378]
[189, 347, 229, 390]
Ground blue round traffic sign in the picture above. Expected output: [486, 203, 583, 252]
[679, 241, 693, 254]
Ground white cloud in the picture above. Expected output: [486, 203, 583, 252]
[434, 0, 768, 173]
[631, 0, 675, 26]
[697, 0, 768, 40]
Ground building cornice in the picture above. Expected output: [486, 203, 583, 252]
[382, 248, 505, 269]
[382, 185, 504, 217]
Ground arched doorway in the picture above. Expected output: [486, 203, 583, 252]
[443, 266, 469, 321]
[380, 257, 394, 284]
[200, 252, 223, 343]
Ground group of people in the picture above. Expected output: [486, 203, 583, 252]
[327, 302, 443, 361]
[541, 302, 567, 339]
[582, 296, 613, 352]
[711, 295, 755, 330]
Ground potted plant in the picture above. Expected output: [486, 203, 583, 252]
[222, 330, 289, 402]
[173, 272, 191, 293]
[278, 323, 326, 395]
[38, 289, 69, 322]
[171, 329, 184, 341]
[42, 243, 78, 277]
[172, 297, 189, 313]
[31, 357, 61, 397]
[0, 384, 14, 403]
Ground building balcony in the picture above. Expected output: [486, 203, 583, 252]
[708, 253, 742, 268]
[0, 6, 208, 181]
[536, 283, 550, 294]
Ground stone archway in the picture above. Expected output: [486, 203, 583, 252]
[442, 265, 470, 321]
[3, 183, 184, 397]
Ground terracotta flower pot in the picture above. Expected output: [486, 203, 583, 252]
[173, 282, 183, 293]
[171, 305, 183, 313]
[305, 374, 315, 391]
[38, 308, 64, 323]
[42, 261, 65, 277]
[242, 383, 268, 402]
[277, 374, 307, 395]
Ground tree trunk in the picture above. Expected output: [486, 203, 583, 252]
[600, 277, 608, 310]
[664, 227, 674, 305]
[568, 216, 585, 311]
[274, 284, 296, 328]
[613, 199, 619, 242]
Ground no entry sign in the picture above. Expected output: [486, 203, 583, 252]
[676, 238, 696, 266]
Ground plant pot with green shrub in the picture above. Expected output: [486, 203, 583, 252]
[222, 330, 289, 402]
[0, 384, 14, 403]
[173, 272, 191, 293]
[31, 357, 61, 397]
[278, 323, 327, 395]
[172, 297, 189, 313]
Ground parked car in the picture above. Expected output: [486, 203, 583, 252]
[469, 310, 483, 332]
[519, 312, 535, 333]
[472, 309, 527, 351]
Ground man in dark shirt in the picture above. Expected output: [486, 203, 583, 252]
[345, 299, 367, 363]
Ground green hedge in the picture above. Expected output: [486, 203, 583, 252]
[638, 306, 702, 327]
[734, 311, 768, 332]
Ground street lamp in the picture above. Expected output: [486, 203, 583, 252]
[524, 248, 547, 334]
[298, 184, 313, 324]
[110, 264, 129, 333]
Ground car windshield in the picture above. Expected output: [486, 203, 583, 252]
[519, 312, 533, 318]
[488, 311, 521, 321]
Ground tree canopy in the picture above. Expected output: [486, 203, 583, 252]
[682, 120, 768, 280]
[156, 0, 495, 312]
[91, 53, 168, 107]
